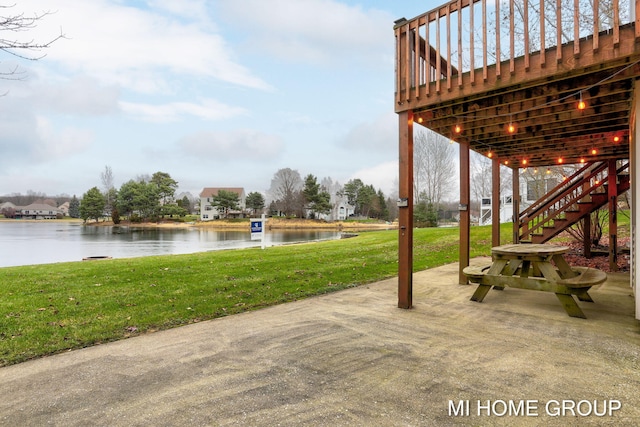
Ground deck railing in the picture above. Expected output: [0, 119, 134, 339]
[395, 0, 639, 105]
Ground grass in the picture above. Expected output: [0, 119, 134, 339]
[0, 223, 509, 366]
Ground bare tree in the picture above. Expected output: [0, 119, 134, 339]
[414, 130, 456, 209]
[1, 5, 64, 80]
[268, 168, 303, 216]
[470, 151, 512, 208]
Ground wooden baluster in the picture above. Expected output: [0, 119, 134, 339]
[556, 0, 562, 62]
[510, 0, 515, 73]
[573, 0, 580, 56]
[483, 0, 488, 80]
[436, 10, 442, 93]
[496, 0, 501, 77]
[524, 0, 530, 70]
[447, 5, 452, 90]
[540, 0, 546, 67]
[470, 0, 475, 85]
[593, 0, 599, 51]
[613, 0, 619, 47]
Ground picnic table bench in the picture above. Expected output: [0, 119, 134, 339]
[463, 244, 608, 318]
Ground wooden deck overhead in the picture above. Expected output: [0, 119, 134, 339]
[394, 0, 639, 168]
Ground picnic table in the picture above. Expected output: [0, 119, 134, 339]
[463, 244, 608, 318]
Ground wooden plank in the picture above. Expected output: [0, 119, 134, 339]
[524, 0, 530, 70]
[574, 0, 580, 56]
[447, 6, 452, 90]
[536, 261, 562, 282]
[398, 111, 414, 308]
[459, 140, 471, 284]
[552, 254, 578, 278]
[637, 0, 640, 38]
[405, 24, 411, 102]
[414, 24, 420, 99]
[556, 0, 562, 63]
[613, 0, 620, 46]
[436, 10, 442, 93]
[496, 0, 501, 77]
[555, 294, 587, 318]
[510, 0, 515, 73]
[458, 0, 463, 87]
[540, 0, 545, 67]
[593, 0, 599, 51]
[470, 284, 493, 302]
[424, 16, 430, 95]
[470, 0, 475, 84]
[608, 159, 618, 271]
[482, 0, 488, 80]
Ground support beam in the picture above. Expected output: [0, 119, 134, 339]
[492, 158, 501, 246]
[398, 111, 414, 309]
[609, 159, 619, 271]
[632, 78, 639, 320]
[459, 141, 471, 285]
[512, 168, 520, 243]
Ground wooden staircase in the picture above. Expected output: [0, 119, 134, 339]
[519, 161, 629, 244]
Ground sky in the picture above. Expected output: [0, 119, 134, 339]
[0, 0, 442, 199]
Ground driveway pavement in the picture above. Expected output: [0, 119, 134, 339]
[1, 260, 638, 426]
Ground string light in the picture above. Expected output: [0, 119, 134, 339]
[504, 160, 509, 165]
[557, 157, 564, 164]
[487, 151, 493, 158]
[454, 123, 462, 134]
[546, 168, 551, 174]
[613, 135, 620, 143]
[580, 158, 586, 164]
[591, 148, 598, 155]
[521, 159, 528, 166]
[577, 92, 586, 110]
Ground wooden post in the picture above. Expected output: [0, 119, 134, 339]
[512, 167, 520, 243]
[632, 80, 640, 320]
[459, 141, 471, 285]
[398, 111, 414, 308]
[584, 214, 592, 258]
[492, 158, 501, 246]
[608, 159, 618, 271]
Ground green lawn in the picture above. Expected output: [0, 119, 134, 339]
[0, 223, 509, 366]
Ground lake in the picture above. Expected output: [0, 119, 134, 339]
[0, 221, 342, 268]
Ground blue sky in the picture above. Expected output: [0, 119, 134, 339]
[0, 0, 440, 198]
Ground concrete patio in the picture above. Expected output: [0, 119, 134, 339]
[0, 259, 638, 426]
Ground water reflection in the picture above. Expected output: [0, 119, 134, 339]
[0, 221, 342, 268]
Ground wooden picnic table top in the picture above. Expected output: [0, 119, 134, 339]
[491, 244, 570, 257]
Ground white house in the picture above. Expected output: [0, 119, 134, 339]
[199, 187, 246, 221]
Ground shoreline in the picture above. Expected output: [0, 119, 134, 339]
[0, 217, 397, 231]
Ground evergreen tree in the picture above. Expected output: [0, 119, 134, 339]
[212, 190, 240, 218]
[69, 195, 80, 218]
[246, 191, 265, 214]
[79, 187, 105, 223]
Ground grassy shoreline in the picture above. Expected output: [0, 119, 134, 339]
[0, 224, 507, 366]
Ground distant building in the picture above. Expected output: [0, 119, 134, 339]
[58, 201, 70, 216]
[199, 187, 246, 221]
[14, 203, 61, 220]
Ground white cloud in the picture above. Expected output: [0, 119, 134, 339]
[342, 113, 397, 154]
[178, 129, 285, 161]
[35, 116, 93, 160]
[218, 0, 393, 65]
[120, 98, 248, 122]
[32, 76, 120, 115]
[349, 161, 398, 196]
[20, 0, 271, 93]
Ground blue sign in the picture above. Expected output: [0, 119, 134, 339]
[251, 221, 263, 233]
